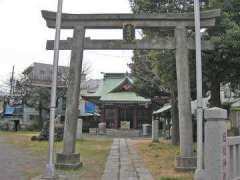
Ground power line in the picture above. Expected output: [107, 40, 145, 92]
[86, 51, 133, 58]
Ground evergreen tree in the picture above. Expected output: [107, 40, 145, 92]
[128, 0, 201, 144]
[203, 0, 240, 106]
[129, 0, 240, 146]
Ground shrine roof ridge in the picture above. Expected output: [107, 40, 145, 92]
[42, 9, 220, 22]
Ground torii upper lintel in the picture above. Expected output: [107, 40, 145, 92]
[42, 9, 220, 29]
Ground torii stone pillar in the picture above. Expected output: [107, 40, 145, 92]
[56, 26, 85, 169]
[175, 26, 196, 170]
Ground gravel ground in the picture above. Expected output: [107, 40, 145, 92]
[0, 137, 44, 180]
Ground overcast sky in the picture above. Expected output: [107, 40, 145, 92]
[0, 0, 133, 91]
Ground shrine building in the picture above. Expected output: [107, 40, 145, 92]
[82, 73, 152, 129]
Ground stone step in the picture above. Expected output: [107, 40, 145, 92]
[106, 129, 140, 137]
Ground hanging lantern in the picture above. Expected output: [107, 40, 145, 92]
[123, 24, 135, 42]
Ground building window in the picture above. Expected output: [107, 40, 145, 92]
[224, 88, 231, 98]
[40, 70, 45, 75]
[29, 115, 38, 121]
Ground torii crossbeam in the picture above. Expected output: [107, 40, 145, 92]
[46, 38, 214, 50]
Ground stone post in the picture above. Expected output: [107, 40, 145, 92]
[142, 124, 151, 136]
[175, 26, 196, 170]
[56, 26, 85, 169]
[76, 119, 83, 140]
[98, 122, 107, 135]
[204, 107, 228, 180]
[152, 118, 159, 143]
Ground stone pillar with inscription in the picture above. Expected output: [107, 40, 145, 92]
[76, 118, 83, 140]
[204, 107, 228, 180]
[152, 118, 159, 143]
[56, 26, 85, 169]
[175, 26, 196, 170]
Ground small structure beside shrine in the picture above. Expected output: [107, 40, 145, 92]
[83, 73, 152, 130]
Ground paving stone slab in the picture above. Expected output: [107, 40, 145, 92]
[101, 138, 154, 180]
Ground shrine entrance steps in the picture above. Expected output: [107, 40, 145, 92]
[88, 128, 144, 138]
[106, 129, 141, 138]
[102, 138, 154, 180]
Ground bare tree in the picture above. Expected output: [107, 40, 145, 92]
[14, 61, 92, 128]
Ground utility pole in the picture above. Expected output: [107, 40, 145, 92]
[10, 65, 15, 96]
[194, 0, 204, 179]
[45, 0, 63, 178]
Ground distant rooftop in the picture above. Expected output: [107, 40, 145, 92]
[23, 62, 86, 88]
[103, 72, 131, 80]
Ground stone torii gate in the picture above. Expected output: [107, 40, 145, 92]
[42, 9, 220, 169]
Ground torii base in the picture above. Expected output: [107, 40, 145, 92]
[55, 153, 82, 170]
[175, 155, 196, 171]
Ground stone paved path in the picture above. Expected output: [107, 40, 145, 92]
[0, 137, 44, 180]
[102, 138, 154, 180]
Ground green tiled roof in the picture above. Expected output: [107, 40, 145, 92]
[101, 92, 150, 102]
[95, 78, 122, 97]
[84, 74, 150, 103]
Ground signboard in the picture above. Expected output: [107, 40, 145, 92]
[85, 101, 96, 113]
[8, 96, 22, 106]
[121, 121, 130, 129]
[4, 106, 15, 115]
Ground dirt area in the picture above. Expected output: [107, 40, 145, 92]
[0, 131, 112, 180]
[0, 136, 45, 180]
[131, 139, 194, 180]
